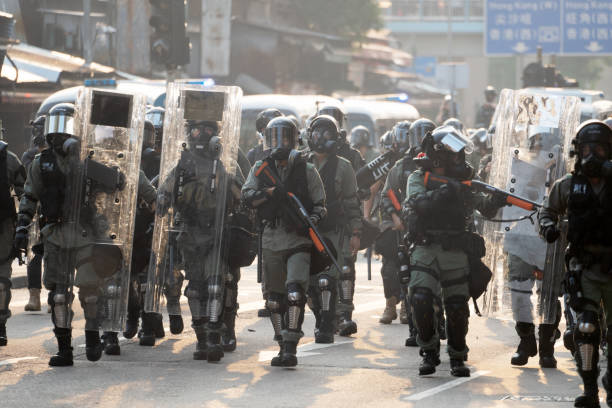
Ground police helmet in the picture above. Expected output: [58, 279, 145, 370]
[318, 104, 346, 129]
[350, 125, 371, 149]
[485, 85, 497, 100]
[571, 119, 612, 159]
[308, 115, 340, 154]
[443, 117, 465, 134]
[45, 103, 77, 142]
[30, 115, 47, 147]
[408, 118, 435, 149]
[380, 130, 395, 152]
[256, 108, 283, 133]
[392, 121, 412, 151]
[185, 120, 220, 156]
[264, 117, 298, 160]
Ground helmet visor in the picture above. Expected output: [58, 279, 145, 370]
[436, 131, 472, 154]
[264, 126, 295, 151]
[45, 113, 76, 137]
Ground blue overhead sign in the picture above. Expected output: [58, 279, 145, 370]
[485, 0, 612, 55]
[563, 1, 612, 55]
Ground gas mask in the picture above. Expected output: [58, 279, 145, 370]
[580, 142, 609, 178]
[51, 134, 80, 157]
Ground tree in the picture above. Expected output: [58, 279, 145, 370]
[291, 0, 382, 39]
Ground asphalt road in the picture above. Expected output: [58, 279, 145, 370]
[0, 255, 600, 408]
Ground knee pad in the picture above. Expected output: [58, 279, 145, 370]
[81, 294, 99, 321]
[574, 310, 601, 372]
[0, 278, 11, 311]
[410, 287, 436, 342]
[50, 291, 73, 329]
[339, 266, 354, 303]
[286, 283, 305, 331]
[266, 292, 285, 337]
[318, 274, 335, 312]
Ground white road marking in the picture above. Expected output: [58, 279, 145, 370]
[402, 370, 490, 401]
[258, 339, 354, 362]
[0, 356, 38, 366]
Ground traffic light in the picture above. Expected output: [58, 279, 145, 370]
[149, 0, 190, 67]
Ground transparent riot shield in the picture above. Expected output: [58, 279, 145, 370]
[145, 83, 242, 314]
[480, 89, 580, 324]
[78, 88, 146, 331]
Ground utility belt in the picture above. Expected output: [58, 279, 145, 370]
[419, 230, 486, 258]
[569, 243, 612, 272]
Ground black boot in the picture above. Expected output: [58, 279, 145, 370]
[0, 323, 6, 346]
[538, 324, 558, 369]
[511, 322, 537, 366]
[192, 321, 207, 360]
[169, 315, 184, 335]
[405, 327, 418, 347]
[271, 342, 284, 367]
[418, 348, 441, 375]
[102, 331, 120, 355]
[315, 307, 335, 344]
[450, 358, 471, 377]
[152, 313, 165, 338]
[49, 328, 73, 367]
[123, 316, 139, 339]
[338, 311, 357, 337]
[85, 330, 103, 362]
[206, 322, 224, 363]
[575, 369, 600, 408]
[280, 340, 298, 367]
[139, 312, 156, 346]
[221, 307, 237, 352]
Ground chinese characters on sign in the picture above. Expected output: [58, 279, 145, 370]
[486, 0, 612, 55]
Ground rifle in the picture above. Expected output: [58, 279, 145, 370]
[423, 172, 541, 211]
[254, 160, 342, 273]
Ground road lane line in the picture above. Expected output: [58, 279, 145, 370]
[402, 370, 490, 401]
[0, 357, 38, 366]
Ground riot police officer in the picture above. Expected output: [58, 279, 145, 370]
[157, 118, 244, 362]
[16, 96, 151, 366]
[318, 104, 364, 336]
[21, 115, 47, 312]
[475, 86, 498, 129]
[0, 136, 25, 346]
[242, 117, 326, 367]
[307, 115, 362, 344]
[350, 125, 377, 163]
[401, 125, 505, 377]
[539, 120, 612, 407]
[378, 120, 412, 325]
[247, 108, 283, 165]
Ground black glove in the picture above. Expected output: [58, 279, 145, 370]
[490, 191, 508, 209]
[14, 227, 28, 251]
[541, 224, 560, 243]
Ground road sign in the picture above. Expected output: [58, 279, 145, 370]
[411, 56, 437, 78]
[562, 0, 612, 55]
[486, 0, 561, 55]
[485, 0, 612, 56]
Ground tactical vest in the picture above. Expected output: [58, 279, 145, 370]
[568, 174, 612, 249]
[174, 151, 223, 227]
[0, 142, 15, 223]
[316, 155, 344, 232]
[257, 156, 313, 231]
[337, 143, 361, 171]
[397, 156, 416, 201]
[38, 149, 66, 222]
